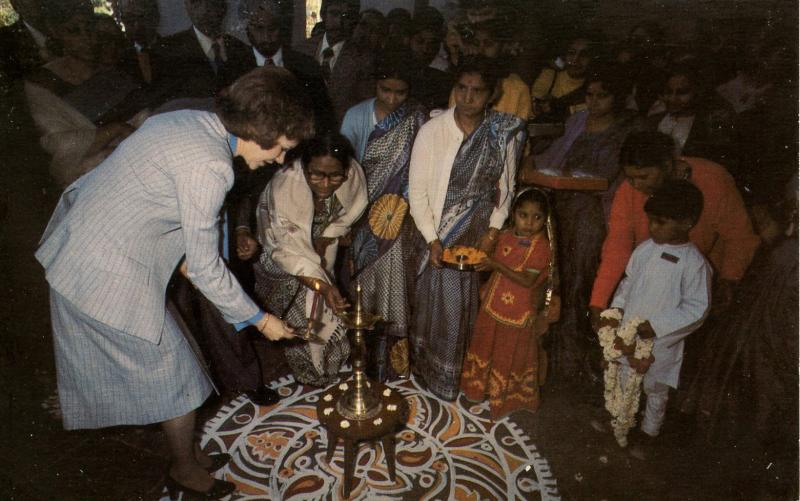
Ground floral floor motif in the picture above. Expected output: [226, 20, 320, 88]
[160, 374, 560, 500]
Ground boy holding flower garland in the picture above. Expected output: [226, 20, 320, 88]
[598, 180, 711, 457]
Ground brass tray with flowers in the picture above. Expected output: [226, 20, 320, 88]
[442, 245, 487, 271]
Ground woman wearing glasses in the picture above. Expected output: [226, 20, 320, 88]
[253, 131, 368, 386]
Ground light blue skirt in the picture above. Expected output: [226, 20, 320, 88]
[49, 289, 213, 430]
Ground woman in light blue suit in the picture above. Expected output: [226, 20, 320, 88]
[35, 67, 314, 500]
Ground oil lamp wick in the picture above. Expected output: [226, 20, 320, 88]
[310, 280, 321, 321]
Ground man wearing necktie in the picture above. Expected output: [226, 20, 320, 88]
[151, 0, 252, 105]
[241, 0, 335, 132]
[112, 0, 160, 84]
[238, 0, 337, 276]
[151, 0, 278, 408]
[295, 0, 373, 121]
[321, 47, 335, 84]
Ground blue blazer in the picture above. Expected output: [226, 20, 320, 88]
[36, 110, 260, 343]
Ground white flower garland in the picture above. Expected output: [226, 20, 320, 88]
[596, 308, 655, 447]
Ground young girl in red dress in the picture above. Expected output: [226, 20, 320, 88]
[461, 188, 554, 419]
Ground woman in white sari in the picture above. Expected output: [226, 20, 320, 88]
[254, 132, 368, 386]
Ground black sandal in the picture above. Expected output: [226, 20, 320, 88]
[165, 475, 235, 500]
[204, 453, 231, 473]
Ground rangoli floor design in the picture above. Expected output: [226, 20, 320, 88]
[160, 374, 560, 500]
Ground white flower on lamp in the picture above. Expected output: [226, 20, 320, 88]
[323, 394, 333, 402]
[340, 420, 350, 429]
[383, 389, 391, 397]
[323, 407, 333, 416]
[387, 404, 397, 411]
[373, 417, 383, 426]
[339, 383, 349, 391]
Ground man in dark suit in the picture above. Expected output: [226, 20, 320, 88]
[152, 0, 274, 407]
[408, 12, 452, 111]
[111, 0, 160, 84]
[294, 0, 374, 121]
[233, 0, 335, 288]
[294, 0, 356, 72]
[240, 0, 335, 133]
[151, 0, 252, 104]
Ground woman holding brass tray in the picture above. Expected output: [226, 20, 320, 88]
[253, 132, 368, 387]
[409, 56, 526, 401]
[441, 246, 488, 271]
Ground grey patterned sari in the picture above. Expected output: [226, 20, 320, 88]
[254, 196, 350, 387]
[412, 110, 526, 401]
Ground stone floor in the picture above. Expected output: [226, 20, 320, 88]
[1, 151, 796, 501]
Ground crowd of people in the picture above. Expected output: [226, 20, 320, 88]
[1, 0, 796, 498]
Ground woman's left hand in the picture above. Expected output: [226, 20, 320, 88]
[477, 228, 499, 255]
[532, 314, 549, 337]
[475, 255, 495, 272]
[178, 259, 189, 278]
[256, 314, 296, 341]
[518, 156, 537, 185]
[321, 283, 350, 313]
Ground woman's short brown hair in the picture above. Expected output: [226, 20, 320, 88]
[215, 66, 315, 149]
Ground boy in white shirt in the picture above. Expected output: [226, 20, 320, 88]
[601, 180, 712, 457]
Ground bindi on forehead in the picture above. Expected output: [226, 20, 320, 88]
[458, 75, 489, 91]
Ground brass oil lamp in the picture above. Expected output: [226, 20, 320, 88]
[335, 282, 383, 420]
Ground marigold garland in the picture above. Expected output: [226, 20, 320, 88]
[597, 308, 655, 447]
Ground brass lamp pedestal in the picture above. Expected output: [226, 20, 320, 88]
[320, 284, 408, 498]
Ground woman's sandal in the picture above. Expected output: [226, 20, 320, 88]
[204, 453, 231, 473]
[165, 475, 236, 500]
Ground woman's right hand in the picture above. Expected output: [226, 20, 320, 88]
[256, 314, 296, 341]
[429, 239, 443, 268]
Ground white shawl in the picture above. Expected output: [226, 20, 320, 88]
[257, 157, 368, 284]
[256, 158, 367, 370]
[24, 80, 103, 187]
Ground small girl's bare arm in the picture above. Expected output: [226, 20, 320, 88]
[478, 256, 541, 288]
